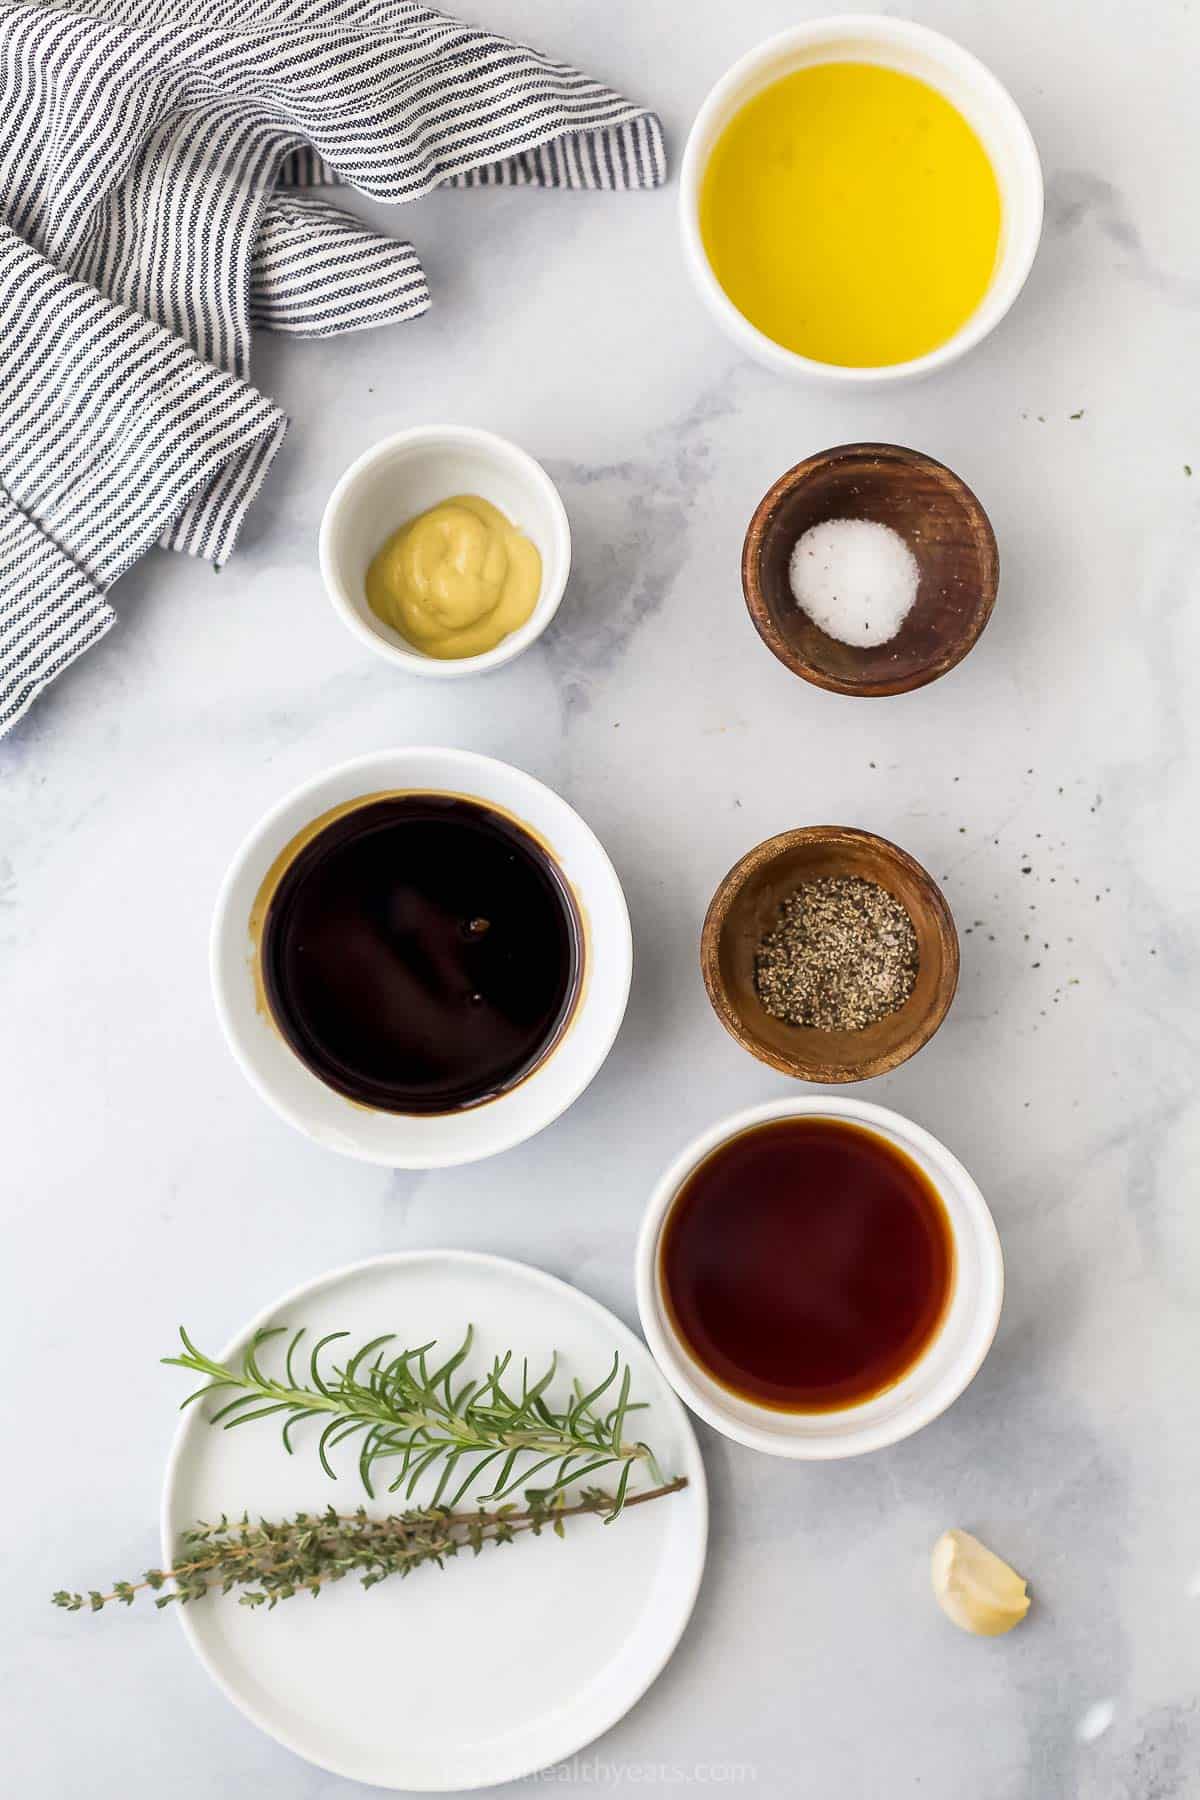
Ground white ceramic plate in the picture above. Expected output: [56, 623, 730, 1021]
[210, 749, 633, 1167]
[163, 1252, 707, 1791]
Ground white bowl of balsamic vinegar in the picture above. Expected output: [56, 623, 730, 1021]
[212, 749, 632, 1167]
[635, 1098, 1003, 1458]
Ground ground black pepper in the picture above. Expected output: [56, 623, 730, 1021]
[753, 876, 919, 1031]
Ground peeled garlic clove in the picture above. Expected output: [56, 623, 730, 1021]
[931, 1529, 1030, 1636]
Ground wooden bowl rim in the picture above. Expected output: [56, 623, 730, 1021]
[741, 442, 999, 698]
[700, 824, 960, 1082]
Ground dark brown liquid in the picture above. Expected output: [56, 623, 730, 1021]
[660, 1118, 954, 1411]
[260, 795, 581, 1114]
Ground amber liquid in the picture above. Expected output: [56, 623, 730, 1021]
[260, 795, 581, 1114]
[660, 1118, 954, 1411]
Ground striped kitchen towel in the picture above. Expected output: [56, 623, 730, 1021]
[0, 1, 666, 737]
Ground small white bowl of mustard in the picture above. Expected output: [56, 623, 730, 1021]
[319, 425, 571, 677]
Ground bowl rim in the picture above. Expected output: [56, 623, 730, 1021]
[634, 1096, 1005, 1459]
[700, 823, 960, 1082]
[318, 424, 572, 679]
[209, 747, 633, 1166]
[741, 441, 1000, 696]
[679, 14, 1045, 384]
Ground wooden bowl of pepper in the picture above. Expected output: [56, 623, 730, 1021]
[701, 826, 959, 1083]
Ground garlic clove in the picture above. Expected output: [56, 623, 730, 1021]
[931, 1529, 1030, 1636]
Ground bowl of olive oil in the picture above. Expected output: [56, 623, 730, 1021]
[680, 17, 1042, 383]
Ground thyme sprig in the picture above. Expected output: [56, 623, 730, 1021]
[53, 1480, 688, 1615]
[163, 1325, 662, 1516]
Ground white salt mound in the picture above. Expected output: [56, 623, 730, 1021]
[788, 518, 919, 648]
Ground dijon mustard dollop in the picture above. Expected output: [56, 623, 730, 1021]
[365, 494, 541, 660]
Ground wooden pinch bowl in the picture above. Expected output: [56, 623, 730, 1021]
[701, 826, 959, 1083]
[742, 444, 999, 696]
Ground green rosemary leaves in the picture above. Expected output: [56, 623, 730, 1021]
[52, 1324, 684, 1622]
[163, 1323, 662, 1515]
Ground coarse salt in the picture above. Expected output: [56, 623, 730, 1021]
[788, 518, 919, 648]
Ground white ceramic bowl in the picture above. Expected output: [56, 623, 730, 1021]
[319, 426, 571, 676]
[211, 748, 632, 1166]
[635, 1097, 1004, 1458]
[680, 16, 1044, 385]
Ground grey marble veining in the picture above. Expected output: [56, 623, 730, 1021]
[3, 3, 1199, 1796]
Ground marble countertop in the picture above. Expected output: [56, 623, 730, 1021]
[4, 3, 1198, 1796]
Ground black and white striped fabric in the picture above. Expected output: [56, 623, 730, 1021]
[0, 0, 665, 736]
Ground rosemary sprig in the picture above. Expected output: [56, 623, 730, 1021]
[163, 1325, 662, 1516]
[53, 1480, 688, 1615]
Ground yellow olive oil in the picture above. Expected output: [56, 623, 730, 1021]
[700, 63, 1002, 367]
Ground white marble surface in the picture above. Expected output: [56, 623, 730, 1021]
[4, 2, 1199, 1794]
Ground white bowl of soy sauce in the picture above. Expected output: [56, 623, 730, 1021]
[211, 749, 632, 1166]
[635, 1098, 1003, 1458]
